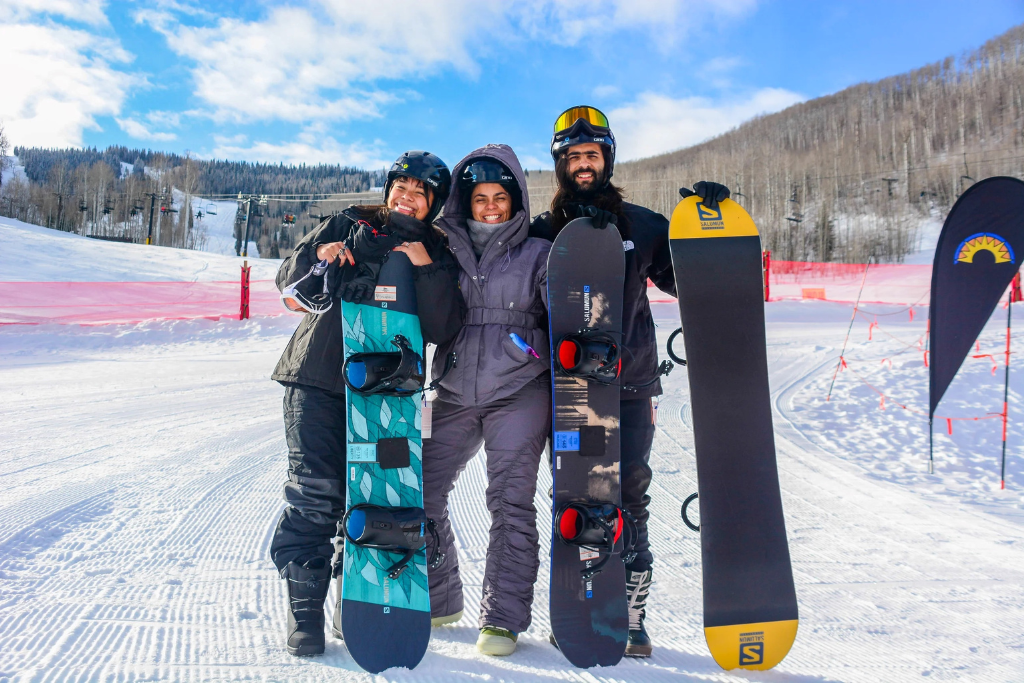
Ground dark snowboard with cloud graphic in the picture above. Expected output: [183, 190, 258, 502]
[547, 216, 628, 668]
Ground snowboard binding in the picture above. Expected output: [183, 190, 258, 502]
[342, 504, 444, 579]
[555, 329, 621, 384]
[666, 328, 688, 366]
[554, 502, 637, 580]
[343, 334, 424, 395]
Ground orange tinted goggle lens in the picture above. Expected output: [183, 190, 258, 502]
[281, 295, 309, 313]
[553, 106, 609, 134]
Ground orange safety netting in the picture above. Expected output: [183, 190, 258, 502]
[0, 279, 290, 325]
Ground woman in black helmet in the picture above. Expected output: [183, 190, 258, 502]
[269, 151, 464, 658]
[422, 144, 551, 657]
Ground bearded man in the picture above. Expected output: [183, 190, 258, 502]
[530, 105, 730, 658]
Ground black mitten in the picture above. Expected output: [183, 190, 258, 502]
[692, 181, 731, 210]
[340, 261, 384, 303]
[678, 187, 695, 199]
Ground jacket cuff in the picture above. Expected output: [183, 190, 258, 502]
[413, 261, 446, 278]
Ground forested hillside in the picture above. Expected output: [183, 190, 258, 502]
[0, 145, 383, 250]
[528, 24, 1024, 263]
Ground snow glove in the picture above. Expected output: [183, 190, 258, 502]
[573, 204, 618, 230]
[339, 261, 383, 304]
[679, 181, 731, 210]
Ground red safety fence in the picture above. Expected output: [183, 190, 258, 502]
[646, 254, 934, 306]
[0, 279, 289, 325]
[769, 260, 932, 305]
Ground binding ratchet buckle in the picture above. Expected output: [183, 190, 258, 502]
[555, 329, 621, 384]
[343, 334, 424, 395]
[342, 504, 444, 579]
[554, 502, 637, 580]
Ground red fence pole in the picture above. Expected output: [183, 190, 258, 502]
[1001, 290, 1012, 489]
[1012, 272, 1022, 303]
[240, 261, 251, 320]
[762, 250, 771, 302]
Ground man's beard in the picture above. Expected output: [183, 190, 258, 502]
[569, 168, 603, 198]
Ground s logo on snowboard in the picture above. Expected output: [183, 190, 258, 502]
[739, 631, 765, 665]
[697, 203, 725, 229]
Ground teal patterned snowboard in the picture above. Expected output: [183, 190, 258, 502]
[340, 251, 430, 673]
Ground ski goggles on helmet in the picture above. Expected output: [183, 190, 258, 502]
[459, 159, 517, 189]
[280, 259, 332, 314]
[553, 106, 610, 134]
[550, 105, 616, 162]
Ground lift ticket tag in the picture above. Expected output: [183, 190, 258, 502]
[374, 285, 397, 302]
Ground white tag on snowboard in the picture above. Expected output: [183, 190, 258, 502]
[579, 547, 600, 561]
[421, 397, 432, 439]
[374, 285, 397, 301]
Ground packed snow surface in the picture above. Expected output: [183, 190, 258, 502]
[1, 230, 1023, 681]
[0, 216, 278, 282]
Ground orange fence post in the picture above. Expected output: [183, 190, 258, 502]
[240, 261, 251, 320]
[762, 250, 771, 302]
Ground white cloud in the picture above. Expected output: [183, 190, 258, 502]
[610, 88, 804, 160]
[142, 1, 498, 124]
[512, 0, 758, 46]
[592, 84, 621, 99]
[117, 117, 177, 142]
[143, 1, 762, 126]
[0, 0, 108, 26]
[212, 127, 390, 168]
[0, 22, 135, 147]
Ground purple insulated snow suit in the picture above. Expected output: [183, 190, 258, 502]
[425, 144, 551, 634]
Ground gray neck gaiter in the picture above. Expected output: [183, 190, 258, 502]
[466, 218, 513, 258]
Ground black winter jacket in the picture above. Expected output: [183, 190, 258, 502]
[272, 207, 464, 393]
[530, 202, 675, 399]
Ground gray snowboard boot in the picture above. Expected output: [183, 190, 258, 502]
[283, 556, 331, 657]
[331, 540, 344, 640]
[624, 569, 653, 657]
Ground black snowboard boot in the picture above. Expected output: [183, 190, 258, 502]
[625, 569, 653, 657]
[283, 556, 331, 657]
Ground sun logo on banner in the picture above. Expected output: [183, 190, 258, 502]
[955, 232, 1015, 264]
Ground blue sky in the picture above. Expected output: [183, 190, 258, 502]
[2, 1, 1022, 171]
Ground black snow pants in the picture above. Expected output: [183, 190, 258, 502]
[621, 397, 657, 572]
[269, 384, 347, 574]
[423, 375, 551, 634]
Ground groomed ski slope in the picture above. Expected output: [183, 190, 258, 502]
[1, 232, 1023, 681]
[0, 216, 277, 282]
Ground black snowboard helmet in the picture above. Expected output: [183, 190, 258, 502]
[550, 105, 616, 183]
[384, 150, 452, 224]
[458, 157, 522, 217]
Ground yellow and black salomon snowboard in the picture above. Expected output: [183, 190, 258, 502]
[668, 196, 798, 671]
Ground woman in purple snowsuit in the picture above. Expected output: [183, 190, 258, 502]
[424, 144, 551, 656]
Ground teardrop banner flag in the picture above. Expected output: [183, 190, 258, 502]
[930, 177, 1024, 421]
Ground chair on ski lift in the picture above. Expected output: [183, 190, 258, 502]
[206, 202, 218, 216]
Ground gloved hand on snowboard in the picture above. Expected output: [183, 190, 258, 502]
[575, 204, 618, 230]
[679, 181, 731, 210]
[344, 220, 398, 264]
[339, 261, 384, 303]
